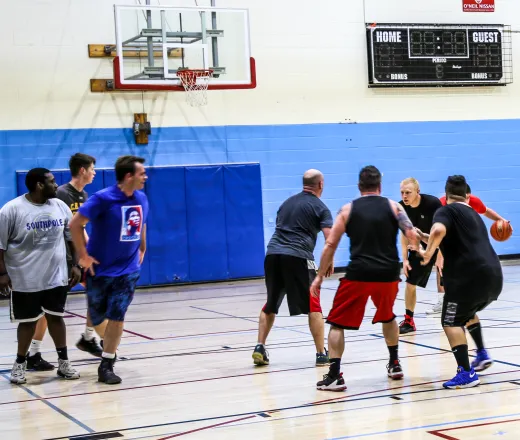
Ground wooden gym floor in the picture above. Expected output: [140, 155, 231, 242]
[1, 264, 520, 440]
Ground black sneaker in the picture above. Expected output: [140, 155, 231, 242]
[26, 352, 55, 371]
[252, 344, 269, 366]
[76, 334, 103, 357]
[98, 358, 122, 385]
[399, 316, 416, 335]
[387, 360, 404, 380]
[316, 349, 330, 367]
[317, 372, 347, 391]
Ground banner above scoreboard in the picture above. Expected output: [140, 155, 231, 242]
[366, 23, 512, 87]
[463, 0, 495, 13]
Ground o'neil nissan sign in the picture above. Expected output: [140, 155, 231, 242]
[463, 0, 495, 12]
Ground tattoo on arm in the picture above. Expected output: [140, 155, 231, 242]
[396, 208, 413, 233]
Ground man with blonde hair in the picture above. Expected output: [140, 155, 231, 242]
[398, 177, 443, 334]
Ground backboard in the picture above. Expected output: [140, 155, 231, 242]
[113, 5, 255, 91]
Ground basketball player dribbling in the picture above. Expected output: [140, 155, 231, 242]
[398, 178, 443, 334]
[311, 166, 418, 391]
[426, 184, 514, 315]
[418, 175, 502, 389]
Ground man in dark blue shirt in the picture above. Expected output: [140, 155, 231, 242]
[252, 169, 333, 367]
[70, 156, 149, 385]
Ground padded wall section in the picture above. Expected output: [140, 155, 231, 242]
[185, 166, 229, 282]
[223, 164, 265, 278]
[145, 167, 189, 284]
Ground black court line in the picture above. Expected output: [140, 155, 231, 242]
[0, 373, 94, 434]
[71, 433, 123, 440]
[42, 374, 520, 440]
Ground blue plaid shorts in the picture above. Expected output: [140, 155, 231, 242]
[86, 271, 140, 326]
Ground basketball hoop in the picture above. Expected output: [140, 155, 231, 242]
[177, 69, 214, 107]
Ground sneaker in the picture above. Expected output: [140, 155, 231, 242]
[425, 297, 443, 315]
[26, 352, 55, 371]
[252, 344, 269, 366]
[316, 349, 330, 367]
[387, 360, 404, 380]
[98, 358, 122, 385]
[76, 334, 103, 357]
[10, 361, 27, 385]
[443, 366, 480, 389]
[399, 315, 416, 334]
[471, 348, 493, 372]
[57, 359, 80, 380]
[317, 372, 347, 391]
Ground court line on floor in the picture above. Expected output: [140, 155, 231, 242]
[41, 371, 520, 440]
[428, 417, 520, 439]
[155, 415, 257, 439]
[327, 412, 520, 439]
[0, 373, 94, 434]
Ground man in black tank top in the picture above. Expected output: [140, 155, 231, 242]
[310, 166, 419, 391]
[418, 175, 503, 390]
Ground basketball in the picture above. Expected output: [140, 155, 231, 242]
[490, 220, 513, 242]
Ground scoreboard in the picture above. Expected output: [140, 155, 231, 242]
[366, 24, 508, 87]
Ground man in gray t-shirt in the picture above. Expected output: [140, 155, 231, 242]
[0, 168, 81, 385]
[252, 169, 334, 367]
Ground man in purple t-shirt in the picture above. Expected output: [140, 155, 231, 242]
[69, 155, 149, 385]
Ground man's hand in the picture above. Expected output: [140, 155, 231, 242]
[139, 249, 146, 265]
[78, 254, 100, 276]
[0, 274, 11, 297]
[403, 259, 412, 278]
[325, 262, 334, 277]
[418, 248, 434, 266]
[310, 274, 323, 299]
[435, 252, 444, 276]
[69, 266, 82, 288]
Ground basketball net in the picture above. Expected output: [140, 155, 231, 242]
[177, 69, 214, 107]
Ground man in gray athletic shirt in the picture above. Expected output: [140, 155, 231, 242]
[0, 168, 81, 384]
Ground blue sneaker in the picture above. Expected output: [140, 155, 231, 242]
[443, 367, 480, 389]
[471, 349, 493, 372]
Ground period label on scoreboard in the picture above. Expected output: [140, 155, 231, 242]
[367, 24, 504, 86]
[463, 0, 495, 13]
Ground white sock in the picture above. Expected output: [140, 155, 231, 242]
[29, 340, 42, 357]
[83, 327, 95, 341]
[102, 352, 116, 359]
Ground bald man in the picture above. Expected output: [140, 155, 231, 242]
[252, 170, 333, 367]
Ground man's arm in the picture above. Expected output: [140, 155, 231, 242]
[0, 212, 12, 293]
[317, 204, 350, 278]
[484, 207, 507, 223]
[419, 222, 447, 265]
[139, 224, 147, 265]
[69, 212, 99, 274]
[392, 201, 419, 249]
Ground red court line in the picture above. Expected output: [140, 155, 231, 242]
[428, 417, 520, 439]
[65, 311, 154, 340]
[157, 415, 256, 439]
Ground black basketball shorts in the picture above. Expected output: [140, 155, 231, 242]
[406, 249, 439, 288]
[262, 254, 322, 316]
[10, 286, 69, 323]
[441, 274, 503, 327]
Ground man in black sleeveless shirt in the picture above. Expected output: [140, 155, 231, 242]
[311, 166, 418, 391]
[252, 170, 333, 367]
[418, 175, 502, 389]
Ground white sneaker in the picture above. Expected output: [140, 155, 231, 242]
[10, 361, 27, 384]
[426, 297, 443, 315]
[57, 359, 80, 380]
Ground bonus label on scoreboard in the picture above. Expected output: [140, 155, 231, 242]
[366, 24, 506, 87]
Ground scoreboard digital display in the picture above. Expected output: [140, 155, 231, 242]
[366, 24, 507, 87]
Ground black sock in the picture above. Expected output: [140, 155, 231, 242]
[467, 323, 484, 351]
[329, 358, 341, 377]
[452, 344, 470, 371]
[56, 347, 68, 361]
[388, 345, 398, 363]
[16, 354, 26, 364]
[405, 309, 414, 318]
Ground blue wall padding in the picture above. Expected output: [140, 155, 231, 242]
[15, 163, 265, 287]
[223, 164, 265, 278]
[185, 166, 229, 282]
[145, 167, 189, 285]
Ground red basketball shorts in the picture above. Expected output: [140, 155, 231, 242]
[326, 278, 399, 330]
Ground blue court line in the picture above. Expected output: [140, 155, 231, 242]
[190, 306, 312, 336]
[0, 373, 94, 434]
[326, 411, 520, 439]
[371, 334, 520, 368]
